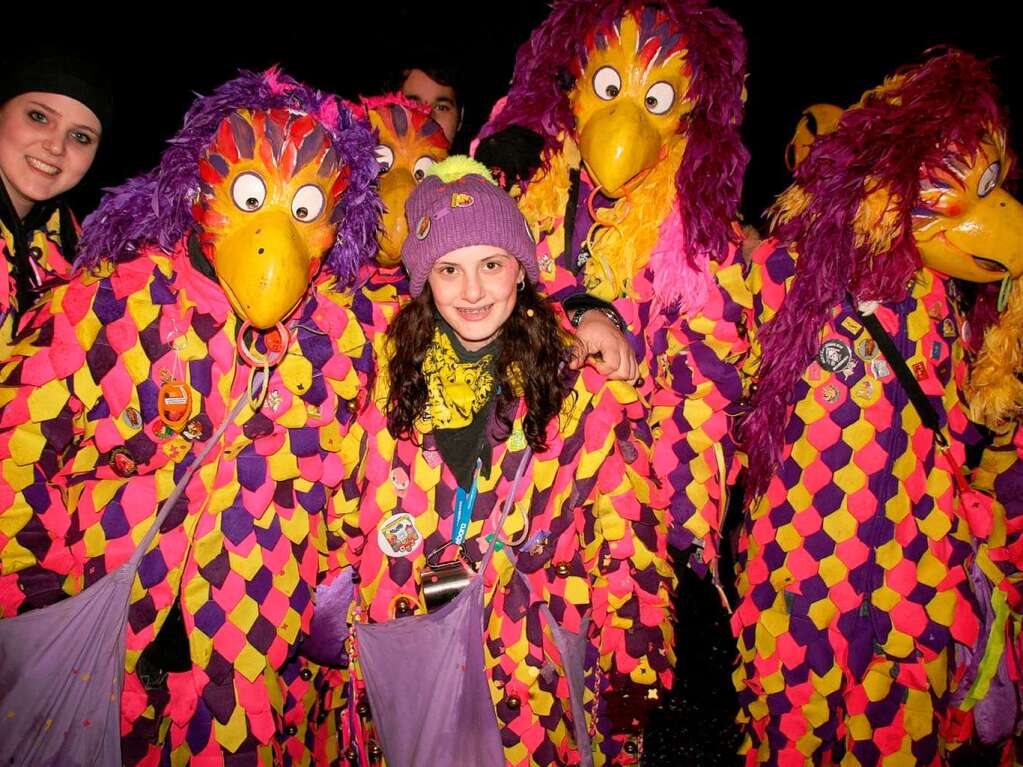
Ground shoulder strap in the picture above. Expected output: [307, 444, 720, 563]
[856, 308, 948, 447]
[477, 447, 533, 575]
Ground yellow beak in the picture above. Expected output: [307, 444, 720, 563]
[214, 208, 316, 329]
[918, 187, 1023, 282]
[377, 168, 417, 267]
[578, 101, 661, 197]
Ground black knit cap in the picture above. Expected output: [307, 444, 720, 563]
[0, 50, 113, 133]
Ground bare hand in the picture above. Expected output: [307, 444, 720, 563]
[569, 310, 639, 382]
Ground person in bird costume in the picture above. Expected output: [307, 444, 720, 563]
[329, 155, 673, 767]
[347, 92, 637, 380]
[734, 49, 1023, 766]
[476, 0, 750, 574]
[345, 93, 450, 336]
[960, 273, 1023, 759]
[0, 69, 381, 765]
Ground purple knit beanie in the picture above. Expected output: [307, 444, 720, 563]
[401, 155, 539, 296]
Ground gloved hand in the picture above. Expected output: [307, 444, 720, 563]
[474, 125, 546, 191]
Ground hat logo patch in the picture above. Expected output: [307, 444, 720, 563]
[451, 192, 475, 208]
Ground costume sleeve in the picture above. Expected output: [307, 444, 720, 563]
[322, 328, 392, 576]
[973, 424, 1023, 611]
[651, 242, 751, 568]
[578, 375, 675, 745]
[0, 279, 100, 615]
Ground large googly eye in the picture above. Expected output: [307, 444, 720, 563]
[292, 185, 325, 222]
[231, 172, 267, 212]
[375, 145, 394, 172]
[978, 161, 1001, 198]
[644, 82, 676, 115]
[592, 66, 622, 101]
[413, 156, 435, 182]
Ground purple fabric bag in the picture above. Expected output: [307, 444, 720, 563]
[0, 388, 254, 766]
[951, 558, 1021, 744]
[301, 567, 356, 666]
[539, 606, 593, 767]
[357, 575, 502, 767]
[354, 449, 533, 767]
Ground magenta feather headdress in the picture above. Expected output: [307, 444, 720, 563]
[743, 49, 1008, 497]
[479, 0, 748, 270]
[76, 68, 381, 289]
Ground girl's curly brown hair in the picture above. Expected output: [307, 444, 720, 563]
[385, 282, 573, 453]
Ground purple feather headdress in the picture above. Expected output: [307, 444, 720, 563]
[479, 0, 748, 267]
[743, 49, 1007, 498]
[76, 68, 381, 288]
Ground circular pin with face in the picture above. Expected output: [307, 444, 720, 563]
[108, 446, 138, 478]
[181, 416, 209, 442]
[390, 467, 410, 495]
[855, 338, 879, 362]
[122, 407, 143, 431]
[377, 513, 423, 558]
[820, 384, 841, 404]
[415, 216, 431, 240]
[817, 340, 853, 374]
[154, 422, 177, 441]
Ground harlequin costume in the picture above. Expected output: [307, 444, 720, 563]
[326, 159, 674, 766]
[343, 93, 449, 335]
[0, 186, 76, 353]
[734, 50, 1023, 766]
[476, 0, 750, 570]
[963, 274, 1023, 759]
[0, 69, 381, 765]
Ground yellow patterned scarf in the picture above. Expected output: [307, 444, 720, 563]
[416, 327, 496, 432]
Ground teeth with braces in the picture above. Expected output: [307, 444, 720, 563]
[457, 305, 492, 319]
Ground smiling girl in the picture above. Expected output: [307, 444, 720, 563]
[325, 157, 674, 766]
[0, 53, 111, 350]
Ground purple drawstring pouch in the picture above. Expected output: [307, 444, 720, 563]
[353, 447, 596, 766]
[540, 606, 593, 767]
[354, 448, 533, 767]
[302, 567, 356, 667]
[357, 575, 503, 767]
[952, 558, 1021, 744]
[0, 384, 256, 766]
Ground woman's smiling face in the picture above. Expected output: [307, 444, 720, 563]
[427, 245, 523, 351]
[0, 91, 101, 218]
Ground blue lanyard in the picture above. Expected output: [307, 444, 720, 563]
[452, 458, 482, 545]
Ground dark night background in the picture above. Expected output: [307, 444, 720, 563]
[5, 3, 1019, 764]
[6, 1, 1021, 228]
